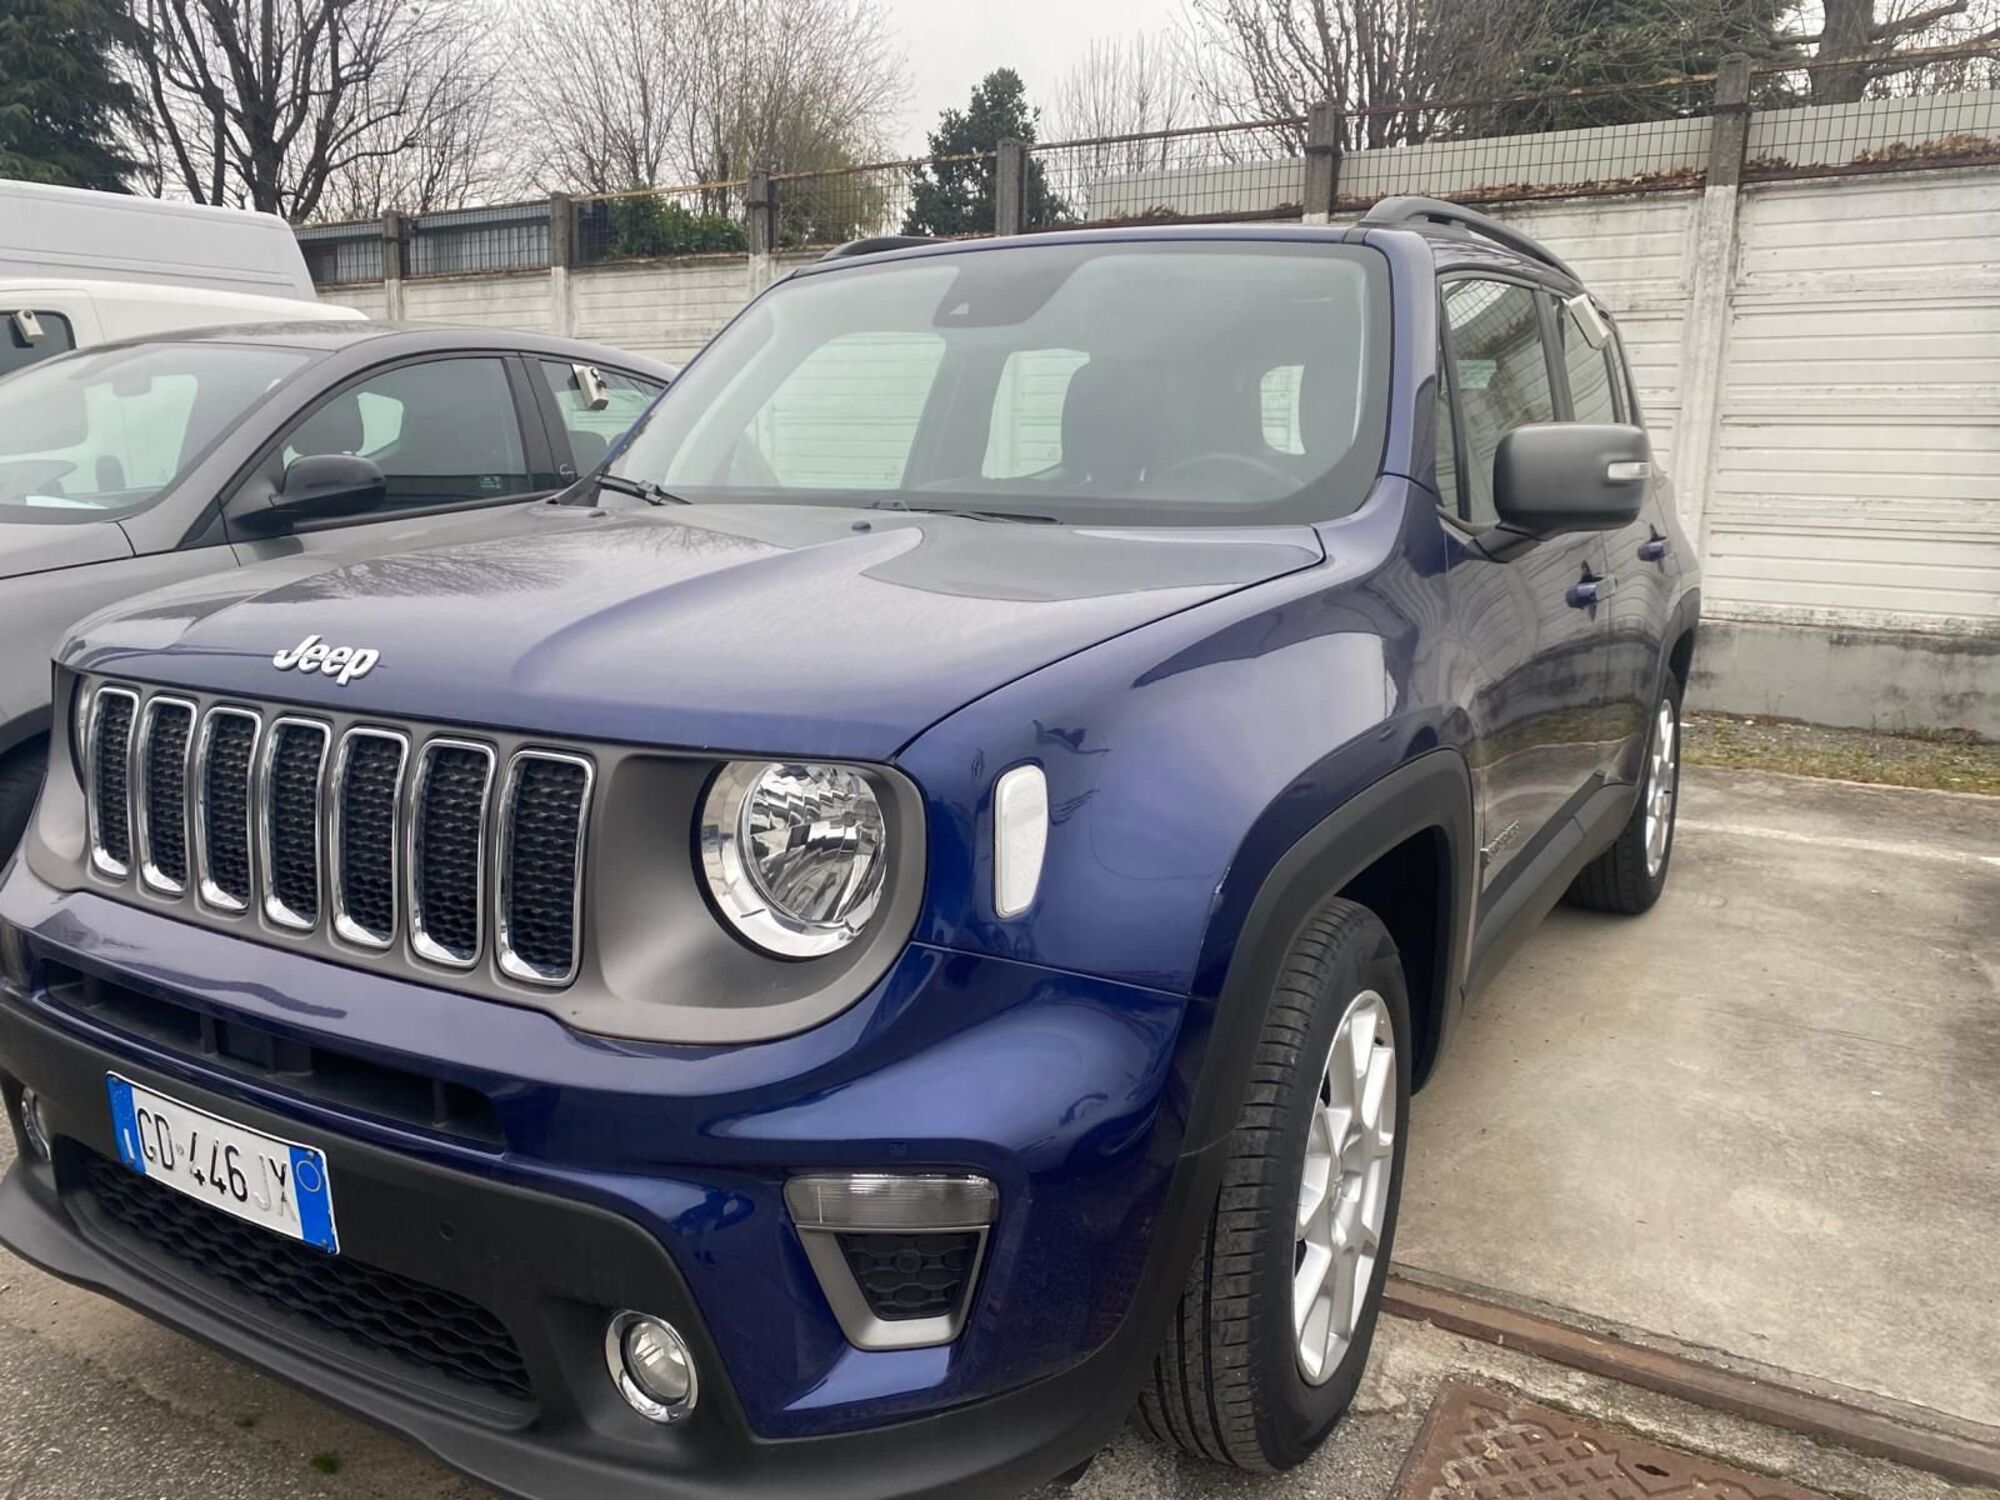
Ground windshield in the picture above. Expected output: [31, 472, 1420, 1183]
[0, 342, 312, 524]
[612, 240, 1390, 526]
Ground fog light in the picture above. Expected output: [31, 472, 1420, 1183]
[19, 1088, 51, 1162]
[604, 1311, 697, 1423]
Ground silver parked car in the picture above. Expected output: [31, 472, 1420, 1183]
[0, 322, 673, 852]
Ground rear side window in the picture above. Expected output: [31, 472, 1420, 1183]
[1559, 301, 1621, 426]
[538, 361, 666, 474]
[982, 347, 1088, 479]
[1441, 279, 1556, 526]
[1, 310, 77, 377]
[748, 332, 946, 490]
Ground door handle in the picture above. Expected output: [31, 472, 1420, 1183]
[1639, 536, 1669, 562]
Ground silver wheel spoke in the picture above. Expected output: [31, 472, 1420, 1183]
[1643, 698, 1678, 878]
[1293, 988, 1398, 1387]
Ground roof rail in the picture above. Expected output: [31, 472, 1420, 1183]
[818, 235, 937, 262]
[1358, 196, 1580, 284]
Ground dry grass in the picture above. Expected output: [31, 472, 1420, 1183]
[1682, 713, 2000, 796]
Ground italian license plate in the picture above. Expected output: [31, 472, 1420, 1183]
[105, 1074, 339, 1254]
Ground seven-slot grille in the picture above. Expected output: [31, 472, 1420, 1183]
[82, 684, 591, 988]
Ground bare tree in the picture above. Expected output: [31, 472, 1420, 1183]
[315, 28, 508, 219]
[1183, 0, 1563, 148]
[127, 0, 486, 221]
[507, 0, 907, 194]
[1050, 32, 1199, 154]
[1791, 0, 2000, 100]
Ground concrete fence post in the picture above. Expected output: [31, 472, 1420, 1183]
[547, 193, 574, 335]
[746, 170, 779, 294]
[379, 212, 408, 320]
[1303, 101, 1344, 222]
[994, 138, 1028, 236]
[746, 171, 778, 256]
[1707, 54, 1754, 189]
[1670, 53, 1754, 566]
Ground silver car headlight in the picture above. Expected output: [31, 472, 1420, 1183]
[699, 761, 888, 958]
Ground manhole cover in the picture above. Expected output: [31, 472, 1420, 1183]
[1394, 1381, 1825, 1500]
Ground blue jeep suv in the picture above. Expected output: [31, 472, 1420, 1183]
[0, 198, 1697, 1497]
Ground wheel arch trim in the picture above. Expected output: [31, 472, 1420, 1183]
[1181, 748, 1475, 1159]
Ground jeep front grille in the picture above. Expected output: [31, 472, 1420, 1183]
[81, 685, 592, 989]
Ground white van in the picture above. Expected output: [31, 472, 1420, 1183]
[0, 180, 363, 377]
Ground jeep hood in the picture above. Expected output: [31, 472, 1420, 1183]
[63, 503, 1322, 759]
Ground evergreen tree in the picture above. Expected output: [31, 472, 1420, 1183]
[1502, 0, 1796, 131]
[904, 69, 1066, 236]
[0, 0, 140, 190]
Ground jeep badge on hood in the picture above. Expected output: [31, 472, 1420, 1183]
[272, 633, 379, 685]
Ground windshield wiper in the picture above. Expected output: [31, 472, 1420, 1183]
[870, 499, 1060, 525]
[592, 472, 691, 506]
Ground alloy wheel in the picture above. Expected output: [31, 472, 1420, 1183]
[1644, 697, 1679, 879]
[1293, 988, 1397, 1386]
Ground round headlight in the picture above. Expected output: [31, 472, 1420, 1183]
[699, 761, 887, 958]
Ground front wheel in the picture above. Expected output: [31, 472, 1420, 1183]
[1137, 898, 1410, 1471]
[1567, 684, 1681, 914]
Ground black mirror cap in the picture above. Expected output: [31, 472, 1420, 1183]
[1492, 423, 1650, 536]
[232, 453, 387, 533]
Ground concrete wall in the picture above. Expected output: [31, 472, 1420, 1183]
[318, 168, 2000, 737]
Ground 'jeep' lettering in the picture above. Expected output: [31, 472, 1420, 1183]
[272, 634, 379, 686]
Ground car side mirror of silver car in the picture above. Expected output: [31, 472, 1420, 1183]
[228, 454, 387, 534]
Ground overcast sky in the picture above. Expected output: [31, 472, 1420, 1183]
[880, 0, 1180, 151]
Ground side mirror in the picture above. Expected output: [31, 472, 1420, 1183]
[1492, 423, 1649, 537]
[231, 453, 386, 533]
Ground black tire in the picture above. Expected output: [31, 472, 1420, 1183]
[1566, 680, 1682, 915]
[1137, 897, 1411, 1472]
[0, 739, 47, 863]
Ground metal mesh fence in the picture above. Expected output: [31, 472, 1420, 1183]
[1030, 120, 1306, 229]
[574, 183, 750, 264]
[1337, 75, 1717, 208]
[1745, 41, 2000, 181]
[770, 158, 936, 246]
[296, 54, 2000, 278]
[407, 201, 550, 276]
[295, 222, 383, 287]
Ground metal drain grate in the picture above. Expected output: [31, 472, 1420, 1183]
[1395, 1381, 1826, 1500]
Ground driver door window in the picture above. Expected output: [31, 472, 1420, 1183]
[1441, 279, 1556, 526]
[279, 357, 532, 513]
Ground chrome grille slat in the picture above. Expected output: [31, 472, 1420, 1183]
[87, 687, 139, 877]
[497, 751, 592, 987]
[136, 697, 196, 894]
[260, 718, 330, 931]
[195, 707, 260, 913]
[330, 728, 408, 950]
[408, 740, 494, 969]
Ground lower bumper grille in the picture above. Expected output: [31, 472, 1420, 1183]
[78, 1152, 532, 1403]
[839, 1231, 980, 1321]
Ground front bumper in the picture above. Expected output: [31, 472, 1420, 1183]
[0, 864, 1220, 1499]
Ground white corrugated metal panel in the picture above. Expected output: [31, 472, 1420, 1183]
[402, 274, 552, 331]
[1709, 174, 2000, 627]
[1496, 196, 1697, 480]
[572, 260, 757, 361]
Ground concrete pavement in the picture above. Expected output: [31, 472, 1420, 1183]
[1397, 767, 2000, 1430]
[1, 765, 1995, 1496]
